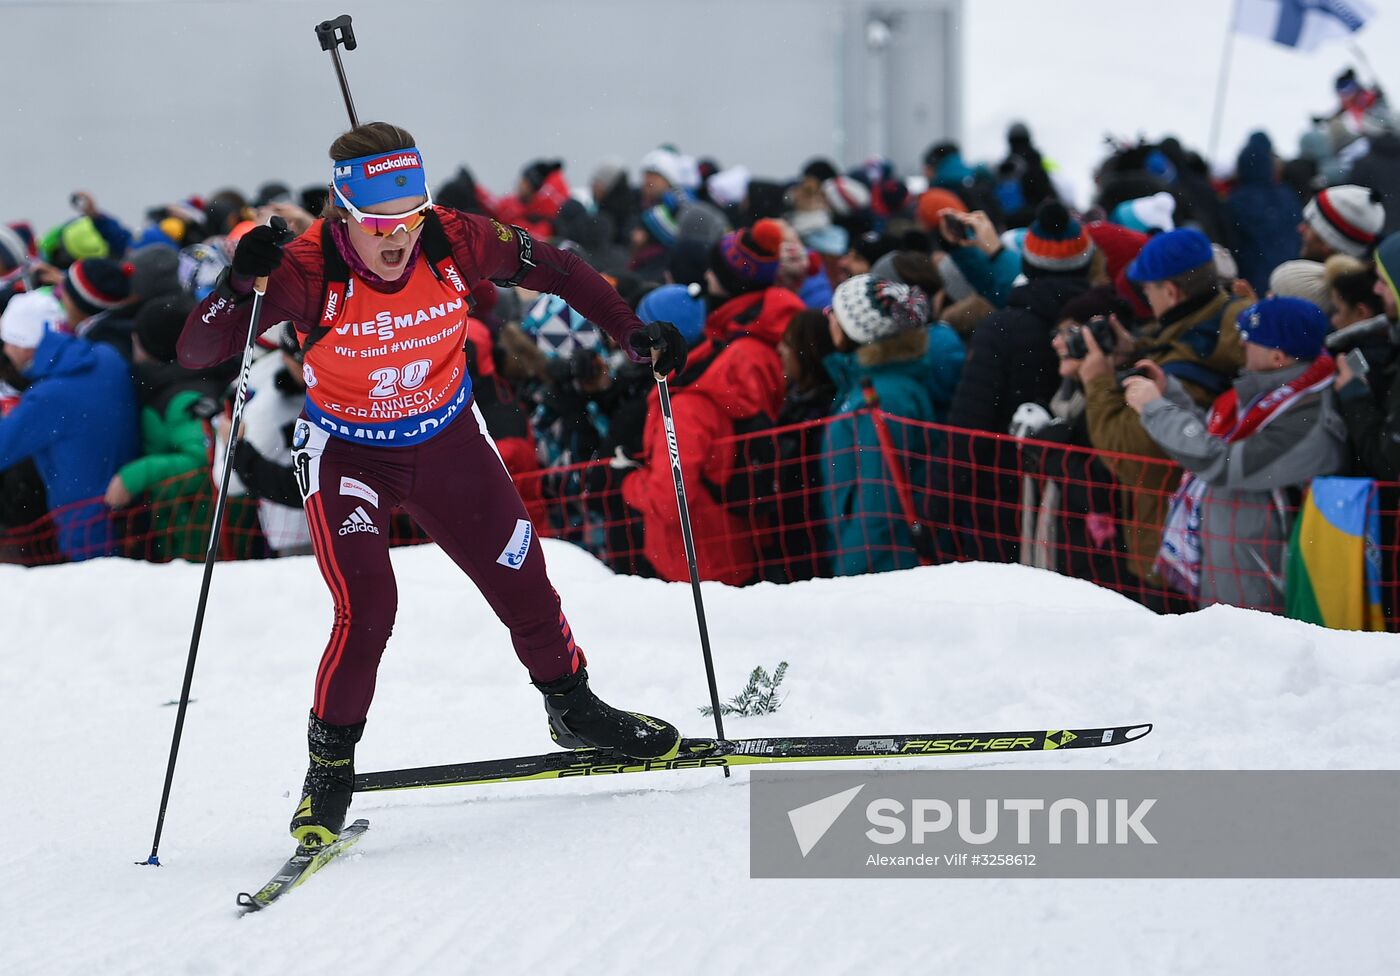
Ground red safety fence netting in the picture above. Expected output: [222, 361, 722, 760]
[4, 411, 1398, 628]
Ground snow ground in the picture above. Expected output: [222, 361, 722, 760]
[3, 542, 1398, 975]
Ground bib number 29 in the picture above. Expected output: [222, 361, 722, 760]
[368, 359, 431, 398]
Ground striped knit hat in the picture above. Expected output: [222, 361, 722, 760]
[1021, 201, 1096, 277]
[1303, 185, 1385, 258]
[63, 258, 133, 317]
[640, 197, 680, 247]
[709, 218, 785, 296]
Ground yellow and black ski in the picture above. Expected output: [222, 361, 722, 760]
[355, 723, 1152, 793]
[236, 819, 369, 913]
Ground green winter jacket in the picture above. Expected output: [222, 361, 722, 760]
[114, 361, 250, 563]
[116, 387, 213, 497]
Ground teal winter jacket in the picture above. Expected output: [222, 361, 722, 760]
[820, 323, 964, 575]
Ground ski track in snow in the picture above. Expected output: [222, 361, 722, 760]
[3, 542, 1398, 975]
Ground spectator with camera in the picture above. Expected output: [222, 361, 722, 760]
[940, 201, 1092, 561]
[1124, 297, 1345, 611]
[1022, 289, 1139, 582]
[1325, 255, 1383, 332]
[1333, 233, 1400, 479]
[933, 207, 1022, 309]
[1323, 255, 1396, 431]
[1080, 228, 1247, 599]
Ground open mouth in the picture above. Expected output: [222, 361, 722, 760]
[380, 246, 407, 268]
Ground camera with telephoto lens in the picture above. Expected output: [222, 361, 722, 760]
[1064, 315, 1117, 360]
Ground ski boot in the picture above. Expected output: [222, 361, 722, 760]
[534, 667, 681, 760]
[289, 712, 365, 848]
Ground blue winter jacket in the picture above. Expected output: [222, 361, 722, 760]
[820, 323, 964, 576]
[798, 269, 833, 310]
[0, 331, 139, 559]
[1226, 132, 1302, 294]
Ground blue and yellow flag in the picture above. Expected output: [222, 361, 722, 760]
[1286, 477, 1385, 631]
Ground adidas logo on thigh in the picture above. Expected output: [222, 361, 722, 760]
[338, 506, 380, 536]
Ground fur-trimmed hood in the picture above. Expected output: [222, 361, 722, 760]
[855, 326, 929, 367]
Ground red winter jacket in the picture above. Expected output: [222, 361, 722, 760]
[622, 287, 801, 585]
[493, 170, 571, 242]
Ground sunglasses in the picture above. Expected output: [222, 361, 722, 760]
[335, 186, 433, 237]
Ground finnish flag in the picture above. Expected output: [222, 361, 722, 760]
[1234, 0, 1374, 51]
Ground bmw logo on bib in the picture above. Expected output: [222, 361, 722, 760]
[293, 420, 310, 450]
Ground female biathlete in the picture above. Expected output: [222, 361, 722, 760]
[179, 123, 688, 846]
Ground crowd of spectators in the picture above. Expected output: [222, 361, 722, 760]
[4, 67, 1400, 623]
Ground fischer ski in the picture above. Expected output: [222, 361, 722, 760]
[236, 819, 369, 913]
[356, 723, 1151, 793]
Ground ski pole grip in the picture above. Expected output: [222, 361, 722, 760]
[316, 14, 356, 51]
[253, 216, 291, 295]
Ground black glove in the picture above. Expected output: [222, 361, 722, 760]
[627, 320, 688, 377]
[231, 216, 292, 279]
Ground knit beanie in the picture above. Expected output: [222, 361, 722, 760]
[1376, 233, 1400, 309]
[1021, 201, 1096, 277]
[0, 289, 63, 350]
[1268, 260, 1331, 313]
[915, 188, 967, 230]
[872, 178, 910, 217]
[1237, 296, 1330, 361]
[1084, 221, 1149, 283]
[134, 293, 195, 364]
[831, 273, 930, 345]
[640, 148, 685, 190]
[521, 159, 564, 193]
[129, 244, 181, 300]
[709, 218, 785, 296]
[640, 198, 680, 247]
[60, 217, 111, 261]
[637, 283, 706, 346]
[822, 176, 872, 216]
[676, 200, 731, 247]
[705, 166, 751, 208]
[63, 258, 133, 316]
[668, 239, 709, 288]
[1110, 191, 1176, 234]
[851, 230, 898, 268]
[1303, 185, 1386, 257]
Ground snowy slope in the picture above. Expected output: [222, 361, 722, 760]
[3, 542, 1398, 975]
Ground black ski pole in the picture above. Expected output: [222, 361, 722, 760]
[138, 219, 289, 866]
[316, 15, 360, 127]
[653, 369, 729, 774]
